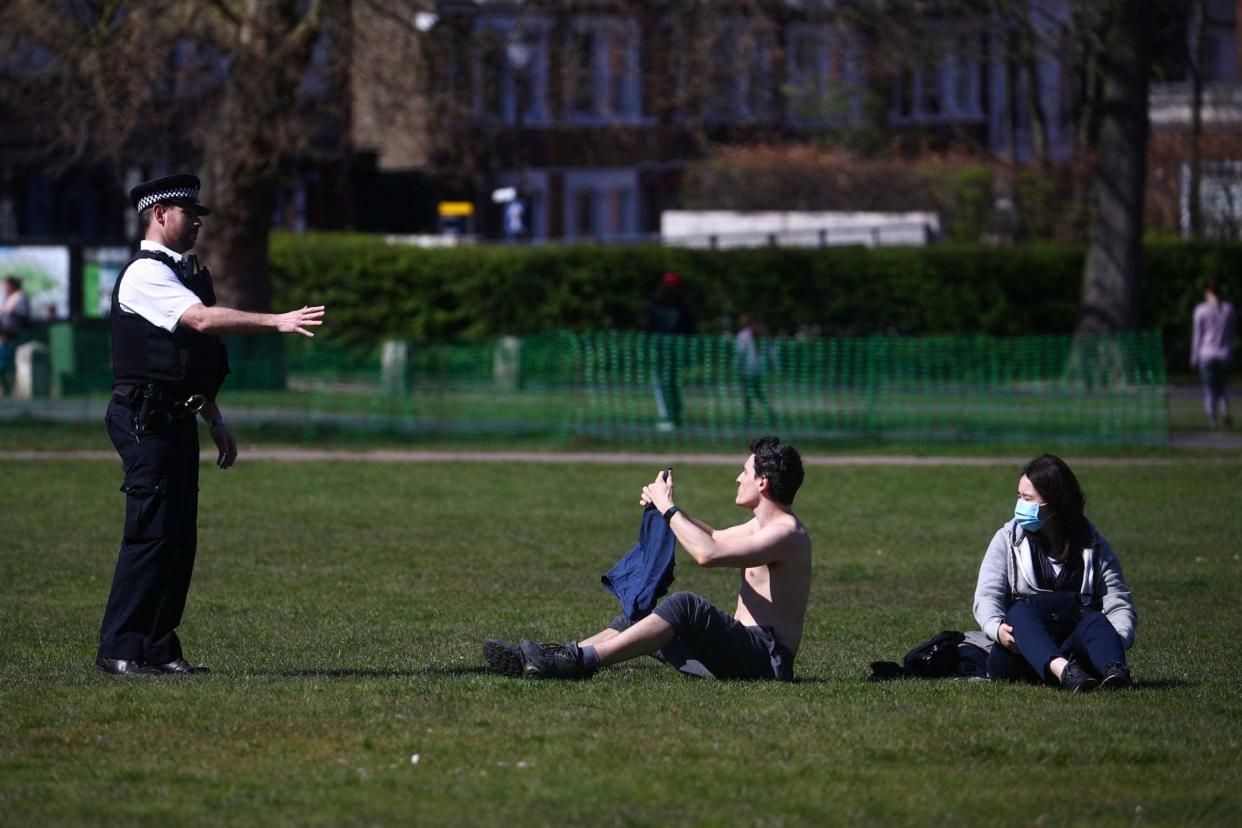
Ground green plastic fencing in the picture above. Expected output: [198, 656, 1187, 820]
[9, 327, 1169, 446]
[223, 329, 1169, 446]
[567, 330, 1168, 446]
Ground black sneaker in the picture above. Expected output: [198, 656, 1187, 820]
[482, 639, 527, 677]
[1100, 661, 1132, 690]
[518, 640, 593, 680]
[1059, 659, 1099, 693]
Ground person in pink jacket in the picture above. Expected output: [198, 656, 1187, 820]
[1190, 279, 1236, 428]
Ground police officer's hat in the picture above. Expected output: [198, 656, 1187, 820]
[129, 173, 211, 216]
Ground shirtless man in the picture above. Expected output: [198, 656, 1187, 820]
[483, 436, 811, 681]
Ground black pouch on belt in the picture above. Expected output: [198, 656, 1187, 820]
[133, 384, 181, 436]
[133, 386, 156, 437]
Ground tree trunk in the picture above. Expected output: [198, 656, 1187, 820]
[1067, 2, 1101, 242]
[1018, 0, 1050, 164]
[1004, 32, 1021, 164]
[1077, 0, 1151, 334]
[199, 153, 277, 311]
[198, 0, 325, 311]
[1188, 0, 1206, 238]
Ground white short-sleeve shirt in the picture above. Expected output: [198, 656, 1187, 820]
[117, 241, 203, 332]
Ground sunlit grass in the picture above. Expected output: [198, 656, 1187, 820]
[1, 456, 1240, 824]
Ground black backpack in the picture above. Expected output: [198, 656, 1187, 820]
[903, 630, 966, 678]
[869, 630, 969, 681]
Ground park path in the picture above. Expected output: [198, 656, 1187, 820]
[1, 447, 1238, 465]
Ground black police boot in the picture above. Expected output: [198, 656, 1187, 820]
[95, 657, 160, 676]
[150, 658, 210, 674]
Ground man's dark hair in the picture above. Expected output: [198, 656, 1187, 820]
[3, 275, 19, 291]
[749, 435, 804, 504]
[137, 205, 155, 234]
[1022, 453, 1089, 544]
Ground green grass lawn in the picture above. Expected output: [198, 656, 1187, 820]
[1, 455, 1240, 825]
[0, 411, 1224, 458]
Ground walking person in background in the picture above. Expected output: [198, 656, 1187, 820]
[96, 173, 326, 676]
[1190, 279, 1236, 428]
[0, 275, 31, 396]
[644, 272, 696, 430]
[735, 312, 774, 426]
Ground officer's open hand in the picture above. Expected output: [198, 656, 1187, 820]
[276, 305, 326, 337]
[211, 422, 238, 469]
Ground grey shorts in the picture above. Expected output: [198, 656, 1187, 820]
[608, 591, 795, 681]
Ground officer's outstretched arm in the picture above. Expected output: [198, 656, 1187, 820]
[180, 304, 325, 337]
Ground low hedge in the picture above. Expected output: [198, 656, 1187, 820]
[270, 233, 1242, 370]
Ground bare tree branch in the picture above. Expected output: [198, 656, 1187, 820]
[207, 0, 243, 27]
[279, 0, 324, 59]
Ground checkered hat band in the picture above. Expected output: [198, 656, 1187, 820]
[137, 187, 197, 211]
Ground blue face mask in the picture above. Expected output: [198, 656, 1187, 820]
[1014, 499, 1046, 532]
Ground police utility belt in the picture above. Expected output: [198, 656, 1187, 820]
[113, 383, 206, 434]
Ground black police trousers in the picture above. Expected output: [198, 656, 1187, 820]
[97, 398, 200, 664]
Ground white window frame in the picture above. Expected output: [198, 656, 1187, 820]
[944, 35, 984, 120]
[704, 19, 776, 123]
[562, 16, 643, 125]
[471, 15, 551, 126]
[1204, 0, 1239, 82]
[563, 168, 640, 241]
[785, 23, 863, 129]
[890, 27, 984, 125]
[890, 61, 945, 124]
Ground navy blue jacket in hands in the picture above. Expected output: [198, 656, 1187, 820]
[601, 504, 677, 620]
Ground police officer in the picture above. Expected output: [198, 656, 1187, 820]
[97, 173, 325, 676]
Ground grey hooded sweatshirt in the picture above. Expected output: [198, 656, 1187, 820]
[973, 518, 1137, 649]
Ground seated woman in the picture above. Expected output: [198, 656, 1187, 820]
[973, 454, 1136, 692]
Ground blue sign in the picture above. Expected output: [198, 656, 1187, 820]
[504, 199, 527, 237]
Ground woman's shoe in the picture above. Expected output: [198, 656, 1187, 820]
[1059, 660, 1099, 693]
[1099, 662, 1132, 690]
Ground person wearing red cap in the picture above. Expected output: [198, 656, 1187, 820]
[644, 272, 696, 429]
